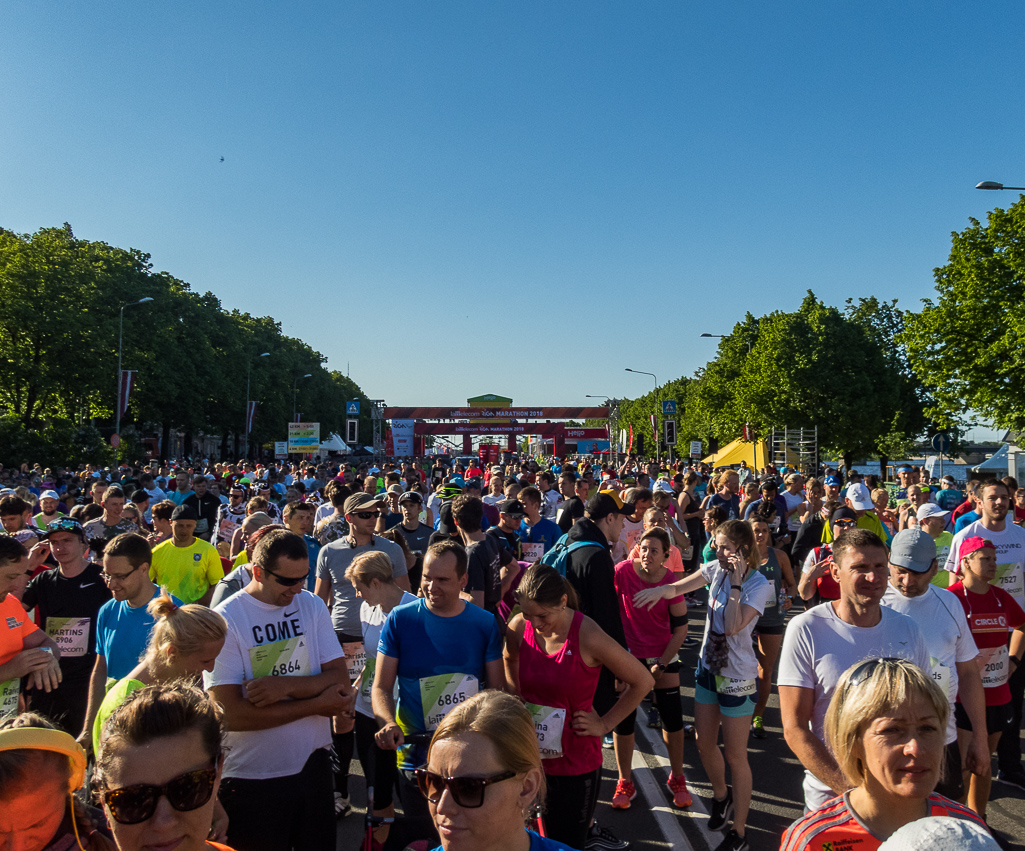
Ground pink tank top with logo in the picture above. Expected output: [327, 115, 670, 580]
[519, 609, 602, 776]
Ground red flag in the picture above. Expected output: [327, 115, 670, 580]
[246, 401, 259, 435]
[627, 425, 634, 454]
[118, 370, 137, 417]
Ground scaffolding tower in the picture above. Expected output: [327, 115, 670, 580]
[770, 427, 819, 476]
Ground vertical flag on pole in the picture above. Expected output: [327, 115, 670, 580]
[650, 414, 657, 450]
[627, 425, 634, 455]
[118, 370, 137, 417]
[246, 401, 259, 435]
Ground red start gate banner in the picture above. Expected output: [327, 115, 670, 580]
[384, 407, 608, 420]
[413, 423, 607, 437]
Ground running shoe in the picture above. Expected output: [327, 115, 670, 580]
[668, 772, 693, 808]
[585, 821, 631, 851]
[602, 733, 614, 749]
[646, 706, 662, 729]
[707, 787, 734, 831]
[714, 829, 749, 851]
[998, 767, 1025, 790]
[751, 715, 766, 739]
[611, 778, 637, 809]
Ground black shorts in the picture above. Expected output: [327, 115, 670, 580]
[754, 623, 785, 636]
[955, 701, 1014, 736]
[934, 740, 964, 801]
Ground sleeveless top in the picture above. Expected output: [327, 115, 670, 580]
[519, 609, 602, 776]
[756, 548, 785, 628]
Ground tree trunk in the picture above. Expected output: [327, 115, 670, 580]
[842, 452, 853, 477]
[220, 430, 230, 461]
[879, 455, 889, 482]
[183, 429, 193, 461]
[161, 422, 171, 463]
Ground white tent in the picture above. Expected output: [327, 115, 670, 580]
[319, 432, 350, 454]
[973, 443, 1009, 472]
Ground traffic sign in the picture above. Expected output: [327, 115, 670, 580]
[931, 432, 951, 454]
[662, 400, 677, 416]
[346, 401, 360, 416]
[110, 433, 120, 448]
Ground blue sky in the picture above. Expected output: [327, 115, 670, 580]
[2, 2, 1021, 438]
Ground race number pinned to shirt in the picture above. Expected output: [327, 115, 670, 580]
[993, 562, 1024, 605]
[342, 641, 366, 681]
[248, 637, 311, 679]
[715, 675, 756, 697]
[0, 679, 18, 717]
[420, 673, 478, 731]
[979, 645, 1010, 689]
[45, 617, 90, 657]
[355, 657, 376, 717]
[525, 703, 565, 759]
[522, 543, 545, 563]
[930, 656, 953, 700]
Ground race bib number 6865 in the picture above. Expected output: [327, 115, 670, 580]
[419, 673, 478, 731]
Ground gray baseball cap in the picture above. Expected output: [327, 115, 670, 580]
[889, 528, 937, 573]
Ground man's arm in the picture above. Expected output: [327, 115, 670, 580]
[955, 659, 990, 777]
[0, 631, 61, 691]
[371, 652, 404, 749]
[780, 685, 850, 796]
[197, 584, 215, 607]
[79, 654, 108, 750]
[485, 657, 506, 692]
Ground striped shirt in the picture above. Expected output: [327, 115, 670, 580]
[780, 791, 986, 851]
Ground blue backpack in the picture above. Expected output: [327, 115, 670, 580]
[539, 533, 604, 576]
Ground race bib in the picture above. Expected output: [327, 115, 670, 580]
[979, 645, 1010, 689]
[419, 673, 478, 731]
[0, 679, 18, 717]
[625, 528, 642, 551]
[522, 543, 545, 563]
[248, 636, 311, 679]
[343, 641, 366, 682]
[930, 657, 952, 700]
[355, 657, 376, 716]
[993, 562, 1024, 605]
[714, 675, 756, 697]
[525, 703, 565, 759]
[45, 617, 90, 657]
[218, 517, 240, 541]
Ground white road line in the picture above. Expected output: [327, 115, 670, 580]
[629, 746, 695, 851]
[635, 714, 724, 851]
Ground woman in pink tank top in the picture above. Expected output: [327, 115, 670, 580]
[504, 564, 652, 851]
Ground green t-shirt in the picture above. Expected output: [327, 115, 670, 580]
[150, 538, 223, 604]
[93, 677, 145, 755]
[931, 532, 955, 588]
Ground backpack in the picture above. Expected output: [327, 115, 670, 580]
[539, 533, 604, 577]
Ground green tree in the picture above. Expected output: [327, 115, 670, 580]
[904, 199, 1025, 431]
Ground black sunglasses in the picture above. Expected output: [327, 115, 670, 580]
[415, 766, 516, 808]
[263, 566, 310, 587]
[103, 765, 217, 825]
[353, 511, 378, 520]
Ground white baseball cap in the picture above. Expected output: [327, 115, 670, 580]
[916, 503, 950, 522]
[846, 482, 873, 510]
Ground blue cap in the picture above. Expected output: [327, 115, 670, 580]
[824, 475, 841, 486]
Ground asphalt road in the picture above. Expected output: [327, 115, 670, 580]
[337, 606, 1025, 851]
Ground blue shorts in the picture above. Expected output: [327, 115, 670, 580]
[694, 665, 757, 718]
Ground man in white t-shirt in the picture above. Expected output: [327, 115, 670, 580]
[944, 478, 1025, 789]
[881, 528, 987, 800]
[206, 528, 353, 851]
[779, 528, 930, 812]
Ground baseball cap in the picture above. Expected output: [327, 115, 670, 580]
[343, 493, 386, 514]
[877, 817, 998, 851]
[39, 490, 60, 501]
[959, 536, 995, 562]
[830, 507, 859, 527]
[42, 517, 86, 540]
[386, 484, 404, 495]
[398, 491, 422, 506]
[652, 480, 675, 496]
[439, 484, 463, 501]
[586, 489, 633, 520]
[497, 498, 526, 517]
[170, 504, 199, 522]
[130, 490, 149, 503]
[464, 478, 482, 491]
[916, 503, 949, 522]
[824, 475, 842, 486]
[889, 528, 938, 573]
[846, 482, 874, 510]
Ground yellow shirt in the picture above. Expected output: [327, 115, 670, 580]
[150, 538, 223, 603]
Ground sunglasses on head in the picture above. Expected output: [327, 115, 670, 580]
[103, 765, 217, 825]
[415, 766, 516, 808]
[263, 566, 310, 587]
[847, 657, 903, 690]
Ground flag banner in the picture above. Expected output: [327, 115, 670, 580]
[246, 401, 259, 435]
[118, 370, 137, 417]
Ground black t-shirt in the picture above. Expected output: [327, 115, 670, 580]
[486, 526, 521, 561]
[22, 562, 112, 683]
[396, 522, 433, 557]
[556, 497, 586, 533]
[183, 492, 221, 539]
[465, 535, 503, 614]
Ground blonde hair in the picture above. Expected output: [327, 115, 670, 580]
[429, 690, 545, 810]
[344, 550, 395, 587]
[824, 657, 948, 787]
[146, 593, 227, 667]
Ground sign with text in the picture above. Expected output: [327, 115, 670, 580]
[274, 441, 288, 459]
[391, 419, 415, 456]
[690, 440, 702, 459]
[287, 422, 320, 454]
[384, 407, 608, 420]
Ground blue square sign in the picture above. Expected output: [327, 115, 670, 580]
[346, 401, 360, 416]
[661, 400, 677, 416]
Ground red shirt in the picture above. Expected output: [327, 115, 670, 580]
[948, 580, 1025, 705]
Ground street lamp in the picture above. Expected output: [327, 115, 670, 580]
[244, 352, 271, 460]
[976, 181, 1025, 191]
[115, 297, 154, 462]
[625, 368, 659, 459]
[293, 373, 312, 422]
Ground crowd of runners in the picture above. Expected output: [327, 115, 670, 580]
[0, 452, 1022, 851]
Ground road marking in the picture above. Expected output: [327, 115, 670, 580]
[630, 746, 694, 851]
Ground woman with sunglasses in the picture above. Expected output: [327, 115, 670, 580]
[504, 563, 652, 850]
[420, 689, 577, 851]
[96, 682, 236, 851]
[781, 657, 986, 850]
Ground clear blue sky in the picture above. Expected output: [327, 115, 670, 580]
[3, 2, 1021, 438]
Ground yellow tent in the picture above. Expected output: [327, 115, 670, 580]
[702, 438, 770, 468]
